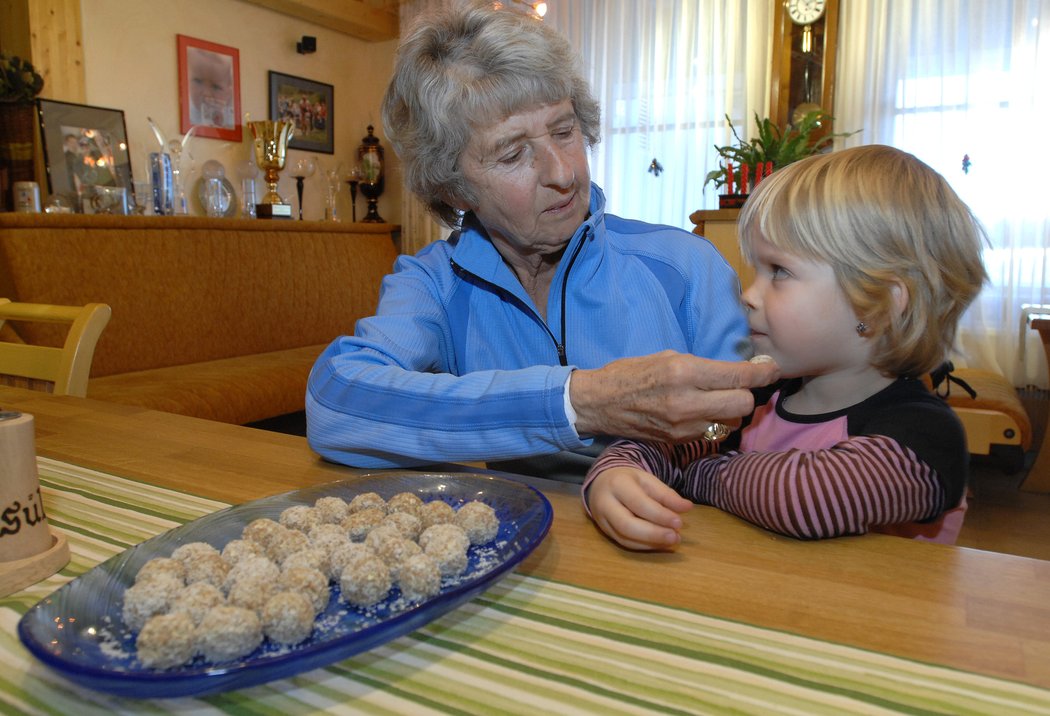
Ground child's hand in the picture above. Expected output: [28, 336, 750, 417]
[588, 467, 694, 551]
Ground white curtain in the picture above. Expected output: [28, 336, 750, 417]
[545, 1, 772, 230]
[835, 0, 1050, 387]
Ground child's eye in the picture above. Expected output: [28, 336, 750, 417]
[770, 265, 790, 280]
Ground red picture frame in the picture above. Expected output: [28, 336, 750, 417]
[177, 34, 242, 142]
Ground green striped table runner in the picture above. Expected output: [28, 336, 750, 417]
[2, 457, 1048, 715]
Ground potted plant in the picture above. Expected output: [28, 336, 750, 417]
[0, 53, 45, 210]
[703, 110, 856, 206]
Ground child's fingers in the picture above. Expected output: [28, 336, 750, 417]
[595, 507, 681, 551]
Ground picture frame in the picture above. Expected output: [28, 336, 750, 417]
[177, 34, 242, 142]
[36, 98, 133, 210]
[268, 71, 334, 154]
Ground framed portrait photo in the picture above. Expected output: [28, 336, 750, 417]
[36, 99, 133, 209]
[268, 71, 334, 154]
[177, 34, 242, 142]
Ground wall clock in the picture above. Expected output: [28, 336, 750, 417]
[770, 0, 839, 135]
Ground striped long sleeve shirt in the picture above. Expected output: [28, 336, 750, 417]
[585, 378, 969, 543]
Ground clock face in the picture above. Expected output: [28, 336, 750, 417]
[786, 0, 826, 25]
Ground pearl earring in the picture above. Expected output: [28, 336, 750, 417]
[856, 321, 869, 335]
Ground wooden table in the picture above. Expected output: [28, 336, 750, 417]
[4, 386, 1050, 694]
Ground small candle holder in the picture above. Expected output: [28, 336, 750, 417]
[344, 165, 363, 223]
[290, 157, 317, 221]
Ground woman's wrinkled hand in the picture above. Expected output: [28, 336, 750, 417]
[570, 351, 779, 442]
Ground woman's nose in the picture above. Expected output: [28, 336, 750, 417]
[538, 143, 574, 188]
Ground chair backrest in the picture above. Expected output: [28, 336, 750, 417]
[0, 299, 112, 397]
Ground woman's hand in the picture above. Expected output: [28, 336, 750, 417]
[570, 351, 779, 442]
[587, 466, 694, 550]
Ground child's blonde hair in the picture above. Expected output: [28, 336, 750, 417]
[738, 144, 988, 377]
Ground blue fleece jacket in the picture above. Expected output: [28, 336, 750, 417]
[306, 184, 747, 475]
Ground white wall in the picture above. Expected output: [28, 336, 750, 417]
[80, 0, 400, 222]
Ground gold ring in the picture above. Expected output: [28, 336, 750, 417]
[702, 422, 731, 442]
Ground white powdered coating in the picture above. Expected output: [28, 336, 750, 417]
[313, 496, 350, 525]
[122, 573, 183, 632]
[339, 556, 391, 607]
[195, 606, 263, 663]
[372, 535, 421, 582]
[136, 612, 197, 669]
[224, 554, 280, 594]
[398, 553, 441, 602]
[264, 527, 311, 565]
[455, 501, 500, 545]
[328, 542, 375, 580]
[135, 557, 186, 586]
[749, 354, 776, 364]
[342, 507, 386, 541]
[279, 504, 321, 533]
[169, 581, 225, 625]
[242, 517, 283, 546]
[221, 538, 264, 567]
[381, 511, 422, 542]
[261, 591, 315, 645]
[308, 525, 351, 572]
[281, 546, 329, 579]
[181, 552, 230, 589]
[385, 491, 424, 518]
[170, 541, 220, 564]
[419, 500, 456, 529]
[226, 573, 279, 613]
[278, 566, 330, 614]
[419, 524, 470, 577]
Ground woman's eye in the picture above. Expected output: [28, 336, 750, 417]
[498, 148, 525, 164]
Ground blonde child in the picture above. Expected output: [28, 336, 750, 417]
[584, 145, 988, 550]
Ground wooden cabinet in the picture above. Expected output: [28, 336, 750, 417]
[769, 0, 841, 136]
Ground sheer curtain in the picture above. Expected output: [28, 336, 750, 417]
[544, 1, 771, 229]
[835, 0, 1050, 387]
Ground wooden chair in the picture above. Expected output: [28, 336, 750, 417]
[0, 299, 112, 397]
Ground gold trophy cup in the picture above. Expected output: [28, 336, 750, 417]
[248, 120, 294, 219]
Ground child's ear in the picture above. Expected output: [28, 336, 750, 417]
[890, 280, 910, 316]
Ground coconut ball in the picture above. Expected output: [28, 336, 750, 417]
[122, 572, 183, 632]
[339, 556, 391, 608]
[278, 566, 330, 614]
[419, 523, 470, 578]
[313, 496, 349, 525]
[386, 491, 424, 518]
[281, 546, 329, 577]
[348, 492, 386, 514]
[242, 517, 283, 547]
[279, 504, 321, 534]
[224, 555, 280, 594]
[368, 531, 422, 582]
[419, 500, 456, 529]
[749, 354, 776, 364]
[343, 507, 386, 541]
[226, 573, 279, 614]
[261, 591, 315, 646]
[169, 581, 225, 625]
[398, 553, 442, 602]
[195, 606, 263, 663]
[170, 541, 220, 564]
[182, 552, 230, 590]
[329, 541, 376, 580]
[221, 538, 264, 567]
[381, 511, 422, 542]
[455, 501, 500, 545]
[264, 526, 311, 565]
[308, 524, 351, 568]
[136, 611, 197, 669]
[135, 557, 186, 586]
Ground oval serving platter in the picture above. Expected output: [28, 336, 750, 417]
[18, 471, 552, 698]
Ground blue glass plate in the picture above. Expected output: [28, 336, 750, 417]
[18, 471, 552, 698]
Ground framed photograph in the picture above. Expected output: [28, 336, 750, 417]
[268, 71, 334, 154]
[177, 34, 242, 142]
[36, 98, 133, 209]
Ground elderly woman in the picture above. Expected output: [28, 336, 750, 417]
[306, 3, 778, 481]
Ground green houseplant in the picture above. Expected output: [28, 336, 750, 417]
[703, 110, 856, 193]
[0, 53, 44, 102]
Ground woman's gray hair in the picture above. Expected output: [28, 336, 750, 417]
[381, 2, 601, 227]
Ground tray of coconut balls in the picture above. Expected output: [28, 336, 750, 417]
[17, 470, 553, 698]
